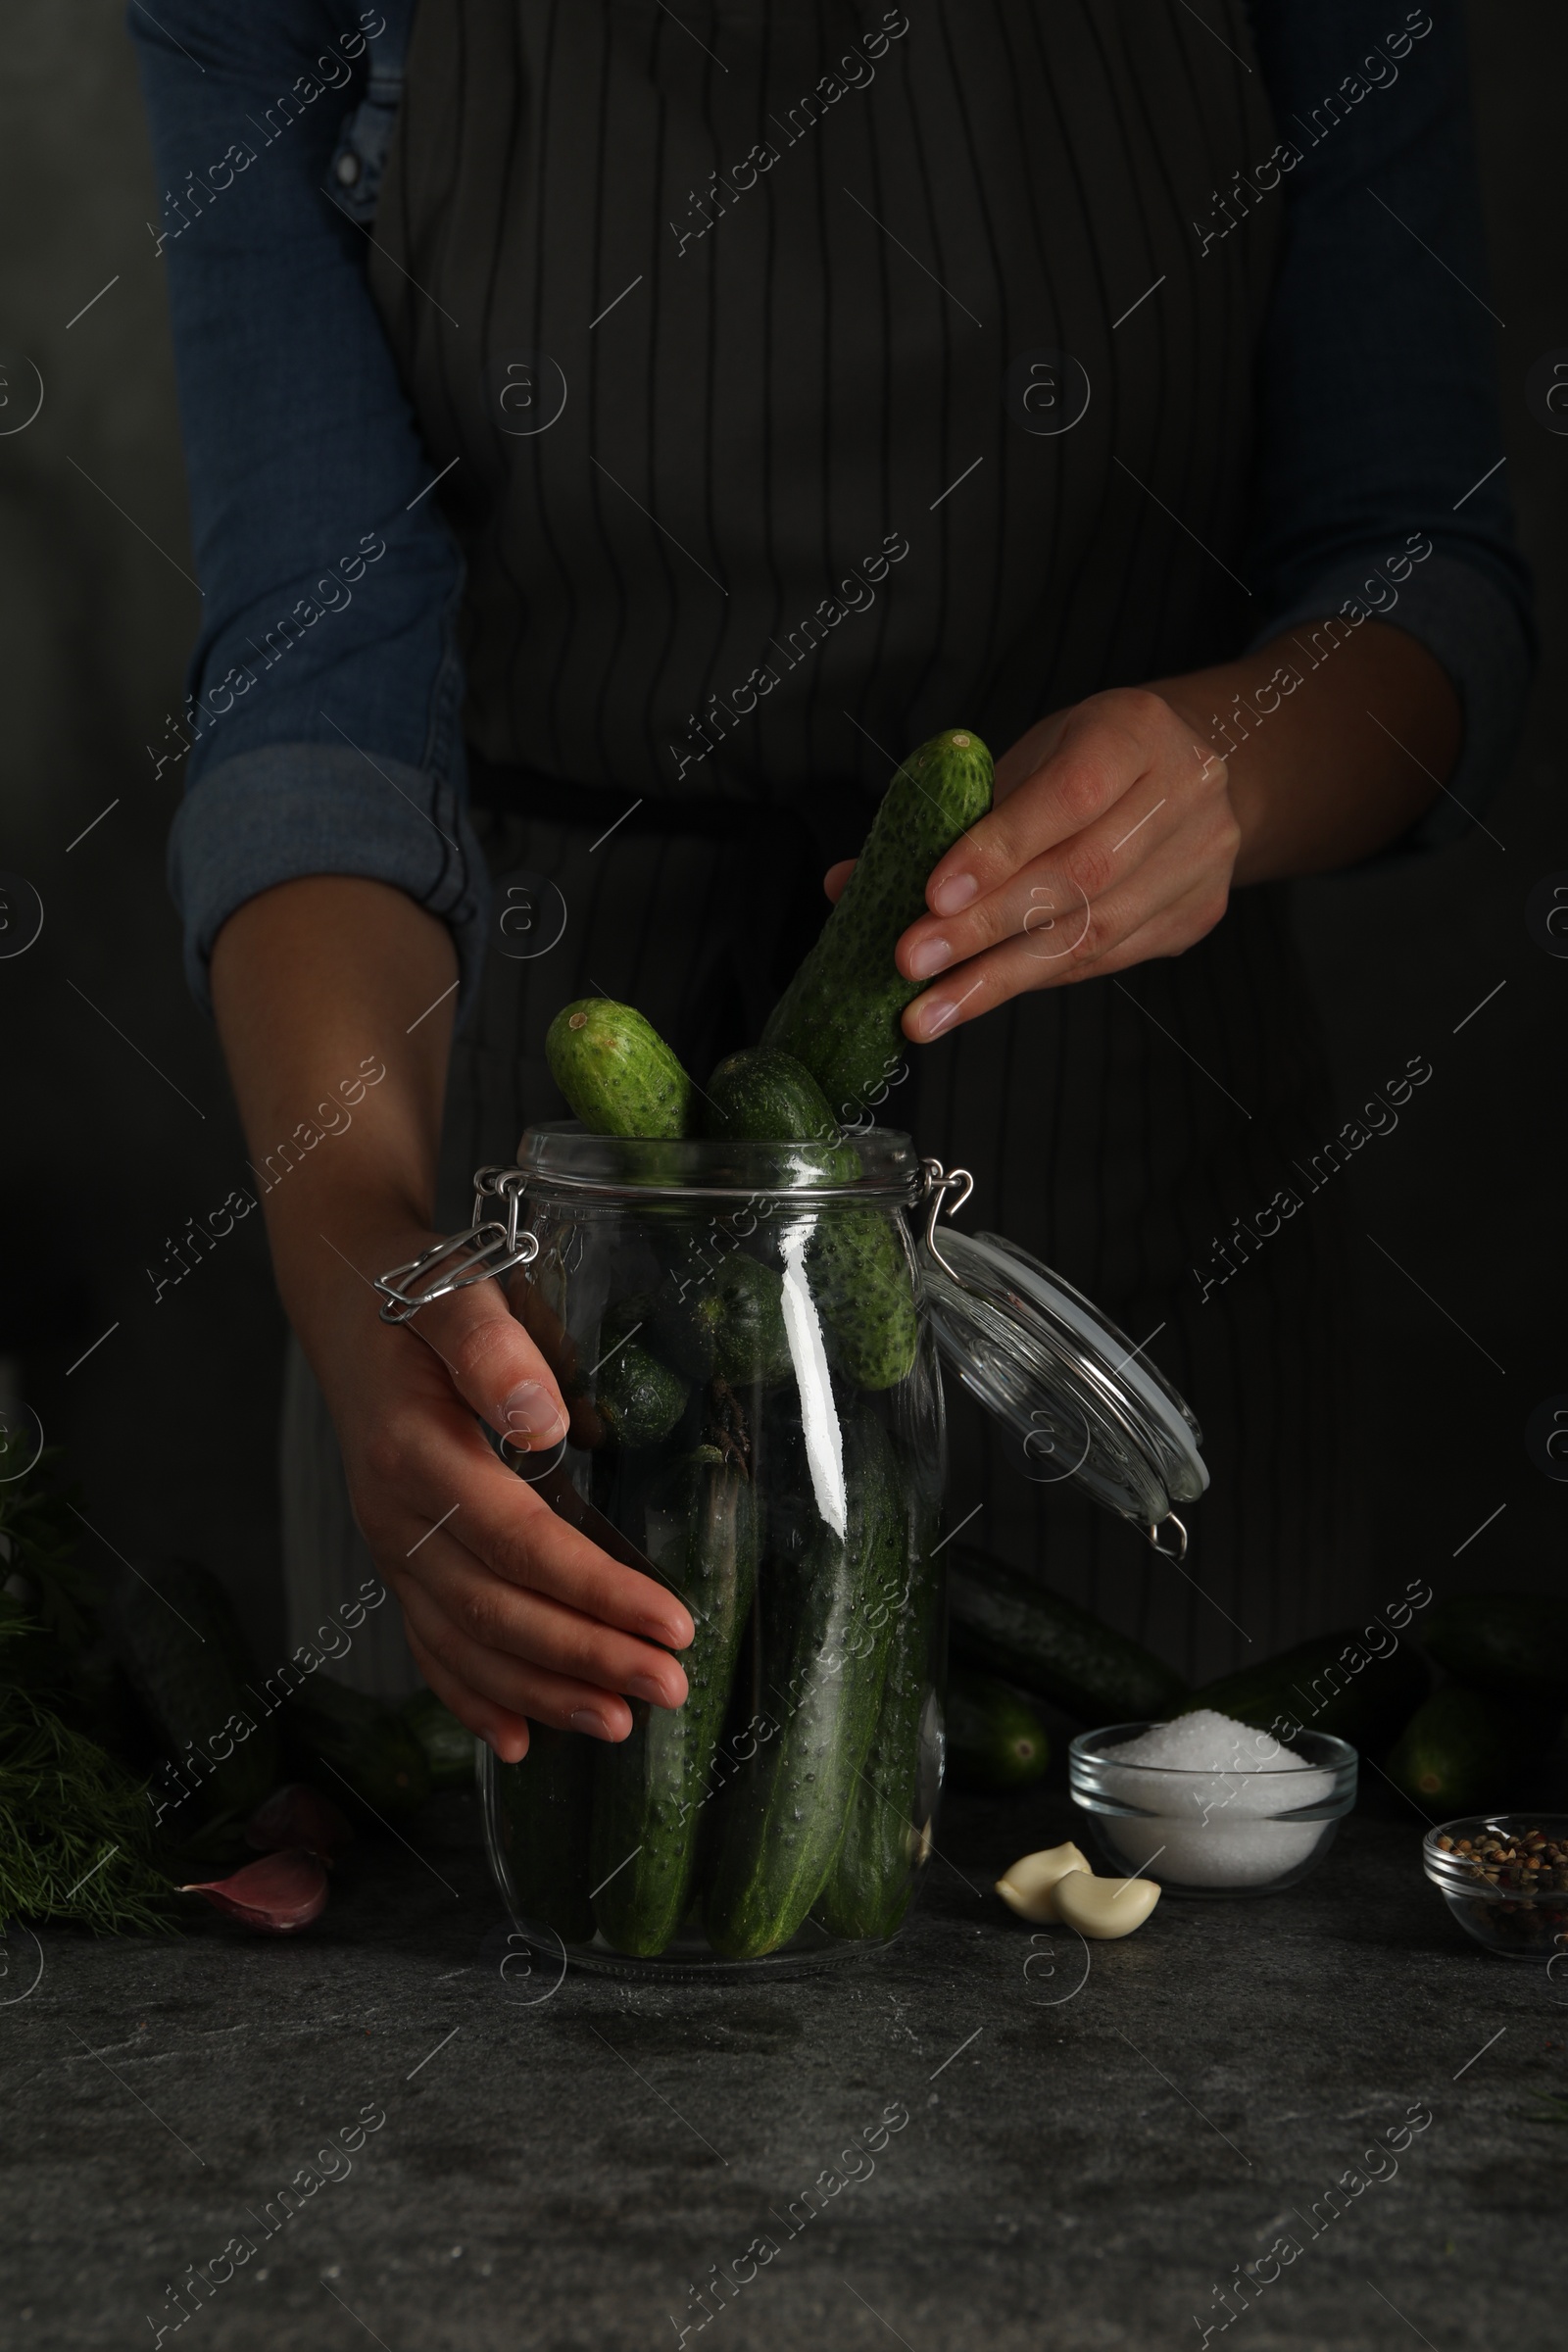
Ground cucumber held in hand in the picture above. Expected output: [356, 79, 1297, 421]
[546, 998, 696, 1138]
[704, 1409, 905, 1960]
[591, 1455, 759, 1956]
[761, 727, 993, 1120]
[949, 1545, 1187, 1723]
[703, 1047, 918, 1391]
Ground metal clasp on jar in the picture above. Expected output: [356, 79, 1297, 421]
[373, 1166, 539, 1324]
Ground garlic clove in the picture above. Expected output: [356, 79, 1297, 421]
[994, 1839, 1093, 1923]
[1054, 1868, 1160, 1939]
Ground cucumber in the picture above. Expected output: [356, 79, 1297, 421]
[401, 1689, 477, 1790]
[704, 1408, 905, 1959]
[948, 1545, 1186, 1723]
[594, 1338, 689, 1448]
[284, 1675, 432, 1819]
[704, 1048, 849, 1148]
[546, 998, 695, 1138]
[104, 1556, 280, 1825]
[1385, 1684, 1552, 1812]
[645, 1252, 794, 1389]
[945, 1663, 1052, 1791]
[493, 1720, 596, 1941]
[591, 1455, 759, 1956]
[700, 1047, 918, 1391]
[1421, 1592, 1568, 1701]
[761, 727, 994, 1121]
[814, 1479, 941, 1939]
[1179, 1628, 1430, 1754]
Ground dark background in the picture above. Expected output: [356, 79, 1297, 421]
[1, 0, 1561, 1673]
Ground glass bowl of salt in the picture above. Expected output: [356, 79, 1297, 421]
[1068, 1710, 1357, 1896]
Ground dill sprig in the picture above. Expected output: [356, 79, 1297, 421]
[0, 1677, 179, 1935]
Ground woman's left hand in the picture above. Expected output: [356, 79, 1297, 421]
[877, 686, 1240, 1041]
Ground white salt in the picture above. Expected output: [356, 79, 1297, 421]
[1094, 1707, 1337, 1888]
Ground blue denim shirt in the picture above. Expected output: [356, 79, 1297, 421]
[130, 1, 1533, 1017]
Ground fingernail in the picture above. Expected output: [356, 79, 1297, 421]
[502, 1380, 564, 1443]
[637, 1614, 690, 1647]
[906, 934, 952, 980]
[569, 1707, 613, 1740]
[625, 1673, 674, 1706]
[931, 871, 978, 916]
[917, 997, 959, 1040]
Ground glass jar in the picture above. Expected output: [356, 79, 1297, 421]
[377, 1125, 1208, 1979]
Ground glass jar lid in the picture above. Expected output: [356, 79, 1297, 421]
[916, 1171, 1207, 1554]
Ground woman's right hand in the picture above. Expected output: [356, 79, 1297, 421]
[303, 1211, 695, 1765]
[210, 876, 692, 1766]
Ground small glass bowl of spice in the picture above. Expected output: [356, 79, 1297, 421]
[1423, 1816, 1568, 1961]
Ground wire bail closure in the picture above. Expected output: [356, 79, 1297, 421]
[374, 1166, 539, 1324]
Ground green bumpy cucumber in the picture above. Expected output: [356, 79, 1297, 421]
[948, 1545, 1187, 1723]
[401, 1689, 478, 1790]
[546, 998, 696, 1138]
[814, 1477, 940, 1940]
[104, 1555, 280, 1825]
[643, 1251, 794, 1389]
[1179, 1627, 1430, 1754]
[702, 1047, 919, 1392]
[761, 728, 994, 1120]
[595, 1337, 690, 1448]
[493, 1721, 596, 1941]
[284, 1674, 432, 1818]
[591, 1456, 759, 1956]
[704, 1409, 905, 1960]
[1385, 1684, 1552, 1812]
[1420, 1592, 1568, 1701]
[945, 1664, 1052, 1791]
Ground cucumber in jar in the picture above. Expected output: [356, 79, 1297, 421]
[591, 1451, 760, 1956]
[703, 1407, 906, 1960]
[703, 1046, 918, 1392]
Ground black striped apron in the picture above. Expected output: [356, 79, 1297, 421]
[364, 0, 1369, 1683]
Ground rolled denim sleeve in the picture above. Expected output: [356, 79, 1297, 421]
[1247, 1, 1535, 848]
[130, 0, 487, 1011]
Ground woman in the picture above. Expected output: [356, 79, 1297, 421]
[133, 0, 1530, 1756]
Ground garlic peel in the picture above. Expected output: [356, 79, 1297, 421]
[1054, 1868, 1160, 1938]
[994, 1839, 1093, 1923]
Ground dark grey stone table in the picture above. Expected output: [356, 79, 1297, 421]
[3, 1785, 1560, 2352]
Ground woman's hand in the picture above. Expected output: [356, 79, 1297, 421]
[304, 1211, 695, 1766]
[210, 876, 693, 1768]
[894, 686, 1236, 1040]
[823, 619, 1458, 1041]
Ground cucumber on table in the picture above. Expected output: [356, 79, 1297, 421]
[948, 1544, 1186, 1723]
[704, 1408, 905, 1960]
[815, 1477, 942, 1940]
[591, 1455, 759, 1956]
[1179, 1628, 1430, 1753]
[546, 998, 696, 1138]
[104, 1556, 280, 1824]
[1385, 1683, 1552, 1812]
[401, 1689, 478, 1790]
[285, 1674, 432, 1819]
[761, 728, 994, 1121]
[1420, 1592, 1568, 1701]
[945, 1663, 1052, 1791]
[494, 1720, 596, 1942]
